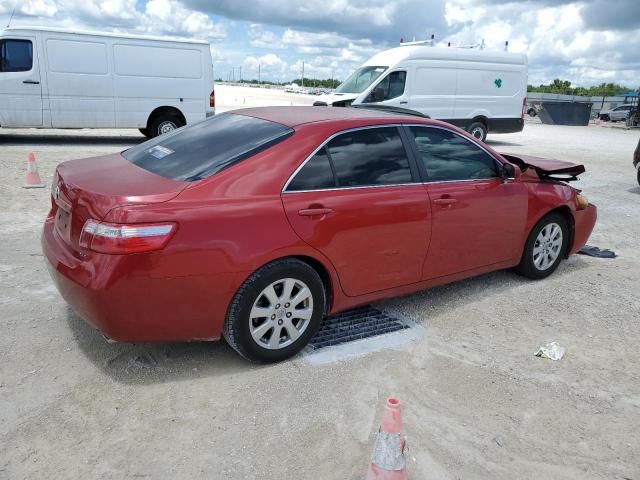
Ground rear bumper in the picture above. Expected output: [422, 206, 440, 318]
[42, 218, 239, 342]
[569, 204, 597, 255]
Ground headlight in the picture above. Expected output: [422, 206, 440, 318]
[576, 193, 589, 210]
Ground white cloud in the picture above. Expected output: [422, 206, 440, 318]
[142, 0, 225, 39]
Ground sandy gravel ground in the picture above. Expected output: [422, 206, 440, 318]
[1, 87, 639, 479]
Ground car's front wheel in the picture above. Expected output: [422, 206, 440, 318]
[223, 259, 326, 362]
[516, 212, 569, 280]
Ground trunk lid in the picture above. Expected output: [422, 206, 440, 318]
[501, 153, 585, 181]
[53, 153, 189, 249]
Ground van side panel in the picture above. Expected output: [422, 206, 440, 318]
[411, 62, 457, 118]
[453, 60, 525, 121]
[45, 37, 115, 128]
[113, 43, 207, 128]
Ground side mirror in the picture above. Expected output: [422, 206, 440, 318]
[501, 162, 516, 179]
[373, 87, 385, 102]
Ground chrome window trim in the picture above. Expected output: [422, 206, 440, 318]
[282, 123, 505, 194]
[282, 124, 415, 193]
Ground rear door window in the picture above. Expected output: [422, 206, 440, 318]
[409, 126, 499, 181]
[327, 127, 413, 187]
[122, 113, 293, 181]
[0, 39, 33, 72]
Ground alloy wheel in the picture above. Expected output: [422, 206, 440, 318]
[533, 222, 563, 271]
[249, 278, 314, 349]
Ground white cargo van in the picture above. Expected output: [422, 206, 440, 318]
[314, 44, 528, 141]
[0, 26, 215, 137]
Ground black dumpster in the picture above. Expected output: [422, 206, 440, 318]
[537, 101, 593, 126]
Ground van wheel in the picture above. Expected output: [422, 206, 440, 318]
[467, 122, 487, 142]
[138, 128, 150, 138]
[150, 115, 184, 138]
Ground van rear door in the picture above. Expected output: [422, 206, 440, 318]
[0, 35, 43, 127]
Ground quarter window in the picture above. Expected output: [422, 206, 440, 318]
[409, 127, 499, 181]
[0, 39, 33, 72]
[327, 127, 413, 187]
[287, 148, 335, 191]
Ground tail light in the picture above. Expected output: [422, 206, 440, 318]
[80, 220, 177, 254]
[521, 97, 527, 119]
[209, 88, 215, 108]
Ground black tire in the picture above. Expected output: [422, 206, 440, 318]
[149, 114, 184, 138]
[527, 108, 536, 117]
[223, 259, 326, 362]
[138, 128, 150, 138]
[600, 114, 610, 122]
[515, 212, 569, 280]
[467, 121, 488, 142]
[636, 167, 640, 187]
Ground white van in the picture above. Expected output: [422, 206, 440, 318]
[0, 26, 215, 137]
[314, 44, 528, 141]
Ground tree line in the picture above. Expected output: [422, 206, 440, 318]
[528, 79, 639, 97]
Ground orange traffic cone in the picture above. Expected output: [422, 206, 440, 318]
[23, 152, 45, 188]
[365, 398, 408, 480]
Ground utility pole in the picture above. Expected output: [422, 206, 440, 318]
[258, 63, 261, 84]
[239, 66, 242, 83]
[331, 68, 335, 89]
[302, 61, 305, 87]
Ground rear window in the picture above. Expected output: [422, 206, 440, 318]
[122, 113, 293, 181]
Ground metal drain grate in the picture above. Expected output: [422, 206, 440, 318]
[307, 306, 410, 350]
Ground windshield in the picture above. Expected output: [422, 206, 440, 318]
[122, 113, 293, 182]
[335, 66, 388, 94]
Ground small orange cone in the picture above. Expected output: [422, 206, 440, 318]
[23, 152, 45, 189]
[365, 398, 408, 480]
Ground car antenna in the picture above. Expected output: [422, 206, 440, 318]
[6, 5, 16, 28]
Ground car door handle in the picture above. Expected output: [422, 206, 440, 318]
[433, 198, 457, 205]
[399, 101, 408, 105]
[298, 208, 333, 216]
[23, 80, 40, 85]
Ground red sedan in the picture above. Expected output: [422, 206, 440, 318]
[42, 107, 597, 362]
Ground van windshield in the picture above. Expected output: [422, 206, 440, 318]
[335, 66, 388, 94]
[122, 113, 293, 182]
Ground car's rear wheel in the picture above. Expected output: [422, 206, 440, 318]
[467, 121, 488, 142]
[223, 259, 326, 362]
[516, 212, 569, 280]
[138, 128, 150, 138]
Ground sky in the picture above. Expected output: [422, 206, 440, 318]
[1, 0, 639, 87]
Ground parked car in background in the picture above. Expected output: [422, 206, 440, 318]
[0, 26, 215, 137]
[598, 104, 634, 122]
[42, 107, 596, 362]
[313, 42, 528, 142]
[634, 137, 640, 185]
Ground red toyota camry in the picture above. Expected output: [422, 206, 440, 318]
[42, 107, 597, 362]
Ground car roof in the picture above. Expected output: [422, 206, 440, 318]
[230, 106, 434, 128]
